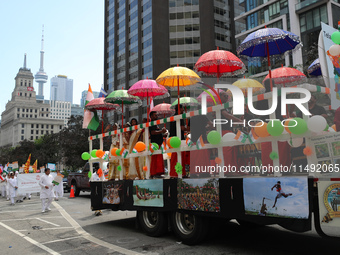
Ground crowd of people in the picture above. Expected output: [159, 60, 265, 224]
[177, 190, 220, 212]
[1, 171, 32, 205]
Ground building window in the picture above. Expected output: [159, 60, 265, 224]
[31, 130, 33, 134]
[31, 124, 34, 128]
[46, 125, 49, 129]
[21, 136, 24, 140]
[42, 114, 44, 117]
[60, 125, 62, 129]
[35, 115, 37, 118]
[41, 124, 44, 128]
[22, 124, 24, 128]
[31, 136, 33, 140]
[41, 130, 43, 134]
[36, 124, 39, 128]
[51, 125, 54, 129]
[35, 109, 37, 113]
[36, 130, 39, 134]
[17, 108, 20, 112]
[17, 114, 19, 118]
[36, 136, 38, 139]
[30, 115, 32, 118]
[21, 130, 24, 134]
[30, 109, 32, 112]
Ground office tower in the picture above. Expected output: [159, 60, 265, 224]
[50, 75, 74, 104]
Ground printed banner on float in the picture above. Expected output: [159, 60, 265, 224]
[17, 173, 42, 193]
[318, 181, 340, 228]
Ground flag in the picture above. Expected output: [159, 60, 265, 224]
[132, 148, 138, 154]
[24, 154, 31, 173]
[98, 86, 107, 98]
[248, 129, 259, 144]
[196, 135, 205, 150]
[82, 84, 100, 131]
[32, 160, 38, 173]
[12, 161, 19, 171]
[235, 131, 248, 144]
[3, 162, 9, 174]
[161, 143, 165, 154]
[120, 147, 129, 158]
[149, 143, 158, 155]
[186, 137, 194, 148]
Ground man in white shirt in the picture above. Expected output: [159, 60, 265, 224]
[1, 173, 6, 198]
[39, 168, 55, 213]
[14, 171, 24, 203]
[7, 172, 17, 205]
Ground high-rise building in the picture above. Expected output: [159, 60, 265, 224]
[50, 75, 74, 104]
[48, 100, 71, 127]
[0, 55, 64, 147]
[104, 0, 238, 122]
[234, 0, 340, 75]
[35, 26, 48, 100]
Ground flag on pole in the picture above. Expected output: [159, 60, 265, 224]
[24, 154, 31, 173]
[132, 148, 138, 154]
[98, 86, 107, 98]
[248, 129, 259, 144]
[186, 137, 194, 148]
[82, 84, 100, 131]
[120, 147, 129, 158]
[3, 163, 9, 174]
[235, 131, 248, 144]
[196, 135, 205, 150]
[32, 159, 38, 173]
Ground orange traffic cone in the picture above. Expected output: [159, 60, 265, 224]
[69, 185, 75, 198]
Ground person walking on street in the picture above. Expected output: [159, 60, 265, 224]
[1, 173, 6, 198]
[39, 168, 55, 213]
[7, 172, 17, 205]
[54, 170, 64, 201]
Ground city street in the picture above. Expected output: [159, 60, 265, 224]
[0, 191, 339, 255]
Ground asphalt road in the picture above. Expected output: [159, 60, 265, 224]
[0, 191, 339, 255]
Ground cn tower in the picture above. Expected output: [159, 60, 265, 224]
[35, 25, 48, 98]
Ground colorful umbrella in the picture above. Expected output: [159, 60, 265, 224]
[262, 66, 306, 87]
[237, 27, 302, 90]
[156, 66, 201, 114]
[197, 88, 225, 105]
[151, 103, 175, 118]
[104, 90, 142, 126]
[170, 97, 199, 109]
[307, 58, 321, 76]
[195, 49, 246, 78]
[85, 97, 121, 133]
[128, 79, 169, 121]
[227, 78, 265, 98]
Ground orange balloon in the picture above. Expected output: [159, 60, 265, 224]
[167, 153, 172, 157]
[215, 157, 222, 164]
[283, 118, 292, 134]
[254, 122, 269, 137]
[332, 124, 337, 131]
[167, 137, 173, 148]
[97, 168, 103, 177]
[111, 147, 118, 156]
[96, 149, 105, 158]
[143, 166, 148, 171]
[135, 141, 146, 152]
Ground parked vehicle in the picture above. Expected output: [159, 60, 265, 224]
[63, 177, 70, 193]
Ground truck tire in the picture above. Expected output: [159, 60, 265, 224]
[72, 182, 80, 197]
[170, 212, 208, 245]
[137, 211, 168, 237]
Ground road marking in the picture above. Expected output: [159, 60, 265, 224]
[18, 227, 74, 232]
[36, 217, 60, 227]
[0, 216, 63, 222]
[52, 202, 143, 255]
[0, 222, 60, 255]
[41, 236, 83, 245]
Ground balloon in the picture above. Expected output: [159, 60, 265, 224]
[91, 149, 98, 158]
[167, 153, 172, 157]
[303, 146, 313, 156]
[143, 166, 148, 171]
[95, 149, 105, 158]
[117, 165, 122, 171]
[167, 138, 173, 148]
[97, 168, 103, 177]
[329, 44, 340, 56]
[269, 151, 279, 160]
[111, 147, 118, 156]
[88, 171, 92, 178]
[331, 31, 340, 44]
[267, 120, 284, 136]
[288, 137, 303, 147]
[135, 141, 146, 152]
[81, 152, 91, 160]
[215, 157, 222, 164]
[331, 124, 337, 131]
[324, 124, 329, 131]
[254, 122, 269, 137]
[288, 118, 307, 135]
[170, 136, 181, 148]
[283, 119, 293, 134]
[222, 132, 236, 142]
[151, 142, 159, 150]
[116, 149, 121, 156]
[307, 115, 327, 133]
[207, 131, 221, 145]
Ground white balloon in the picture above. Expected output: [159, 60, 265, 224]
[222, 132, 236, 142]
[288, 137, 303, 147]
[307, 115, 327, 133]
[329, 44, 340, 56]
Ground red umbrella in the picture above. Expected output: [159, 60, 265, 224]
[85, 97, 121, 133]
[262, 66, 306, 87]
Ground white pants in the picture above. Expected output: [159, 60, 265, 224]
[41, 197, 53, 211]
[1, 186, 6, 197]
[10, 196, 15, 204]
[26, 193, 31, 198]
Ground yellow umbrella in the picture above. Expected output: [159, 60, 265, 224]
[156, 66, 201, 114]
[227, 78, 265, 98]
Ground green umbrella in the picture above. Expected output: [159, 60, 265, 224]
[170, 97, 199, 109]
[105, 90, 142, 126]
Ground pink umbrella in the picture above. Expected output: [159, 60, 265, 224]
[151, 103, 175, 118]
[85, 97, 121, 133]
[197, 88, 225, 105]
[128, 79, 169, 121]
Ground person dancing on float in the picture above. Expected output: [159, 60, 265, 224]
[271, 181, 292, 208]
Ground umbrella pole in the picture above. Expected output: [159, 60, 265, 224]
[122, 101, 124, 127]
[266, 40, 273, 91]
[102, 110, 104, 134]
[185, 105, 188, 127]
[177, 76, 180, 115]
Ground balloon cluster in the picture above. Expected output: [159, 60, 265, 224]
[167, 136, 181, 148]
[330, 26, 340, 56]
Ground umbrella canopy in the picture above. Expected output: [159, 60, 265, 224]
[170, 97, 199, 109]
[127, 79, 169, 99]
[237, 27, 302, 59]
[85, 97, 121, 112]
[151, 103, 175, 118]
[308, 58, 321, 76]
[227, 78, 265, 98]
[195, 49, 246, 77]
[197, 88, 225, 105]
[263, 66, 306, 86]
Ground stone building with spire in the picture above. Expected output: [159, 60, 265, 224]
[0, 55, 64, 147]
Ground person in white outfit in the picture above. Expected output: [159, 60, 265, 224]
[1, 173, 6, 198]
[39, 168, 55, 213]
[7, 172, 17, 205]
[54, 170, 64, 201]
[14, 171, 24, 203]
[6, 173, 10, 200]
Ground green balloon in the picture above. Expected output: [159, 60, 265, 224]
[91, 150, 98, 158]
[152, 143, 159, 150]
[332, 31, 340, 44]
[117, 165, 122, 171]
[289, 117, 308, 135]
[324, 124, 329, 131]
[269, 151, 279, 160]
[170, 136, 181, 148]
[207, 131, 221, 145]
[81, 152, 91, 160]
[267, 120, 284, 136]
[116, 149, 121, 156]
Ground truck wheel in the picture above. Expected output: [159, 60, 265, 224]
[170, 212, 208, 245]
[137, 211, 168, 237]
[72, 183, 80, 197]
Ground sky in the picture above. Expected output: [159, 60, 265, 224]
[0, 1, 104, 115]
